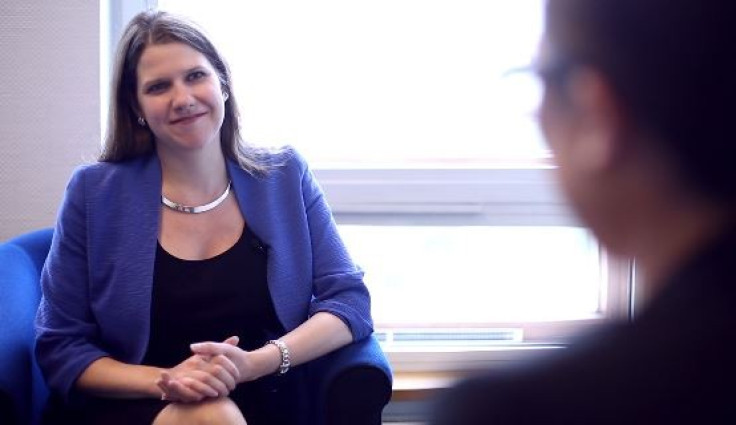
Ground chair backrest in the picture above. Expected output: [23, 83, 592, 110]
[0, 228, 54, 425]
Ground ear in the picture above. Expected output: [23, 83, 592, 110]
[565, 68, 627, 173]
[130, 103, 144, 121]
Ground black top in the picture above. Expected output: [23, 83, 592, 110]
[431, 224, 736, 424]
[144, 226, 283, 367]
[143, 226, 305, 425]
[43, 226, 306, 425]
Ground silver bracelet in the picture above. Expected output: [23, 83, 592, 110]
[266, 339, 291, 375]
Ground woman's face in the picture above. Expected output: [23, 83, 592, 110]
[136, 42, 226, 156]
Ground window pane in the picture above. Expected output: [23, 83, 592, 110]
[158, 0, 548, 166]
[339, 225, 602, 325]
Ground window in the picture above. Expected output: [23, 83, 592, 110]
[156, 0, 548, 166]
[133, 0, 631, 371]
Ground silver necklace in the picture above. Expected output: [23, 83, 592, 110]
[161, 181, 232, 214]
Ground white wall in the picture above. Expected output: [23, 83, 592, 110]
[0, 1, 101, 240]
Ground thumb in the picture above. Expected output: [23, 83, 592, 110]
[223, 335, 240, 346]
[190, 341, 228, 356]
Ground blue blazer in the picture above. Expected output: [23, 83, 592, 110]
[35, 148, 373, 399]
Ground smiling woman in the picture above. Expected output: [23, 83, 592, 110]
[36, 10, 386, 425]
[135, 43, 226, 156]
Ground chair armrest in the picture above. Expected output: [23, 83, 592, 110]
[306, 335, 393, 425]
[1, 228, 53, 425]
[7, 228, 54, 274]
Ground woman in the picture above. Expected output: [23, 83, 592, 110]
[36, 10, 373, 425]
[432, 0, 736, 423]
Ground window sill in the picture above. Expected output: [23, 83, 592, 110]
[387, 345, 565, 425]
[384, 343, 564, 373]
[391, 370, 463, 402]
[386, 343, 564, 403]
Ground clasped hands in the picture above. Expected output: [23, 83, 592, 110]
[156, 335, 253, 403]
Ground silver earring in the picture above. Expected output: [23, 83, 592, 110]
[137, 116, 146, 126]
[223, 92, 229, 101]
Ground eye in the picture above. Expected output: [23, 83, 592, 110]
[144, 81, 169, 94]
[187, 70, 207, 81]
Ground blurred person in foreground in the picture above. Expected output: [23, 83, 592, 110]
[432, 0, 736, 423]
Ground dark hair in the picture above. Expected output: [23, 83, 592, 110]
[100, 10, 277, 174]
[544, 0, 736, 205]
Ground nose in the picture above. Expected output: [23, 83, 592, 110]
[171, 81, 195, 112]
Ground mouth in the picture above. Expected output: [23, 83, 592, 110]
[170, 112, 207, 125]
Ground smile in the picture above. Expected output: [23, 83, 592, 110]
[170, 112, 206, 125]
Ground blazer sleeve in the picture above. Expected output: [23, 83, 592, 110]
[296, 153, 374, 341]
[35, 166, 109, 400]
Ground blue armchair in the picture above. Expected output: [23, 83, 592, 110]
[0, 229, 392, 425]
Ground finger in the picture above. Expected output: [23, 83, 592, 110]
[209, 354, 241, 382]
[159, 377, 190, 403]
[179, 375, 220, 398]
[156, 378, 170, 400]
[190, 342, 231, 357]
[169, 378, 207, 403]
[182, 351, 213, 365]
[157, 373, 173, 399]
[179, 359, 236, 392]
[192, 353, 213, 363]
[207, 363, 237, 391]
[223, 335, 239, 346]
[189, 371, 230, 396]
[158, 380, 179, 402]
[156, 378, 171, 400]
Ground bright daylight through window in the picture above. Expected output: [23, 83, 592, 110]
[155, 0, 630, 351]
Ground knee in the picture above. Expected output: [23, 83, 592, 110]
[155, 397, 247, 425]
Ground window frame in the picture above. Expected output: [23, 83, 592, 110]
[316, 166, 633, 371]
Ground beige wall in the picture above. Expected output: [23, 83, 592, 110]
[0, 1, 101, 240]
